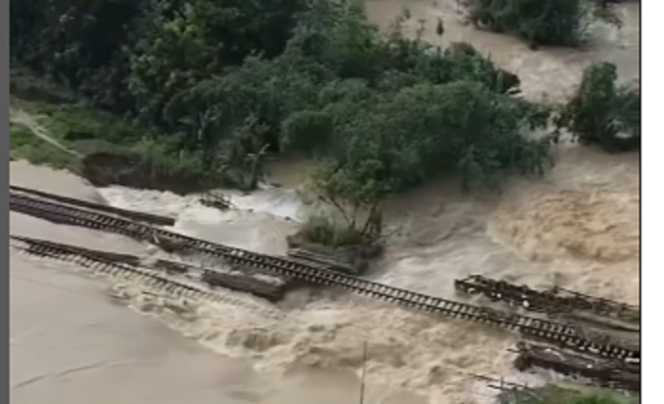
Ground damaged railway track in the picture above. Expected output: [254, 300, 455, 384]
[10, 235, 285, 320]
[9, 191, 640, 364]
[455, 275, 640, 330]
[512, 341, 639, 393]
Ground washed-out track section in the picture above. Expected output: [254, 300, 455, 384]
[10, 235, 224, 302]
[10, 235, 285, 320]
[512, 341, 639, 393]
[9, 191, 639, 364]
[13, 237, 639, 393]
[455, 275, 640, 326]
[9, 185, 176, 226]
[14, 237, 636, 397]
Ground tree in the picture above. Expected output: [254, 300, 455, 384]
[466, 0, 621, 47]
[12, 0, 559, 220]
[305, 160, 389, 247]
[555, 62, 640, 152]
[10, 0, 144, 108]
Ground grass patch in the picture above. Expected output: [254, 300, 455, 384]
[9, 97, 227, 193]
[9, 74, 224, 191]
[11, 98, 146, 146]
[503, 384, 638, 404]
[9, 96, 225, 192]
[10, 68, 155, 172]
[299, 212, 368, 247]
[9, 118, 79, 170]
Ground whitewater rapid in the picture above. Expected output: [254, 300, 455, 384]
[10, 1, 639, 403]
[91, 141, 638, 404]
[10, 162, 428, 404]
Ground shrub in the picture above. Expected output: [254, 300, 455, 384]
[299, 211, 368, 247]
[568, 395, 625, 404]
[467, 0, 612, 47]
[556, 62, 640, 152]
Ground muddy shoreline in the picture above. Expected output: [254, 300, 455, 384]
[80, 151, 211, 195]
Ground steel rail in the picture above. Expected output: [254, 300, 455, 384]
[9, 192, 639, 362]
[10, 236, 223, 302]
[9, 185, 176, 226]
[10, 235, 286, 319]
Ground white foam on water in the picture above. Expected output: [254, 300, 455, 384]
[10, 3, 639, 402]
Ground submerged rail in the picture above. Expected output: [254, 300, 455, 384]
[10, 235, 223, 302]
[9, 185, 176, 226]
[9, 192, 640, 363]
[10, 235, 285, 318]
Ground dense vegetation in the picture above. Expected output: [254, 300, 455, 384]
[512, 394, 629, 404]
[512, 389, 634, 404]
[10, 0, 639, 246]
[555, 62, 640, 152]
[466, 0, 623, 47]
[503, 382, 637, 404]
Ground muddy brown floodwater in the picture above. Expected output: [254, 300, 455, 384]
[365, 0, 639, 102]
[10, 162, 427, 404]
[10, 2, 639, 404]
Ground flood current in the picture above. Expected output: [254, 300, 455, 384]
[9, 2, 640, 404]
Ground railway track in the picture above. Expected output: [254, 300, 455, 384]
[11, 235, 222, 302]
[9, 192, 640, 363]
[9, 185, 176, 226]
[10, 235, 285, 320]
[13, 237, 637, 396]
[455, 275, 640, 325]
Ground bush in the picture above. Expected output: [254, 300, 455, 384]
[568, 395, 625, 404]
[555, 62, 640, 152]
[467, 0, 612, 47]
[507, 386, 632, 404]
[299, 211, 368, 247]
